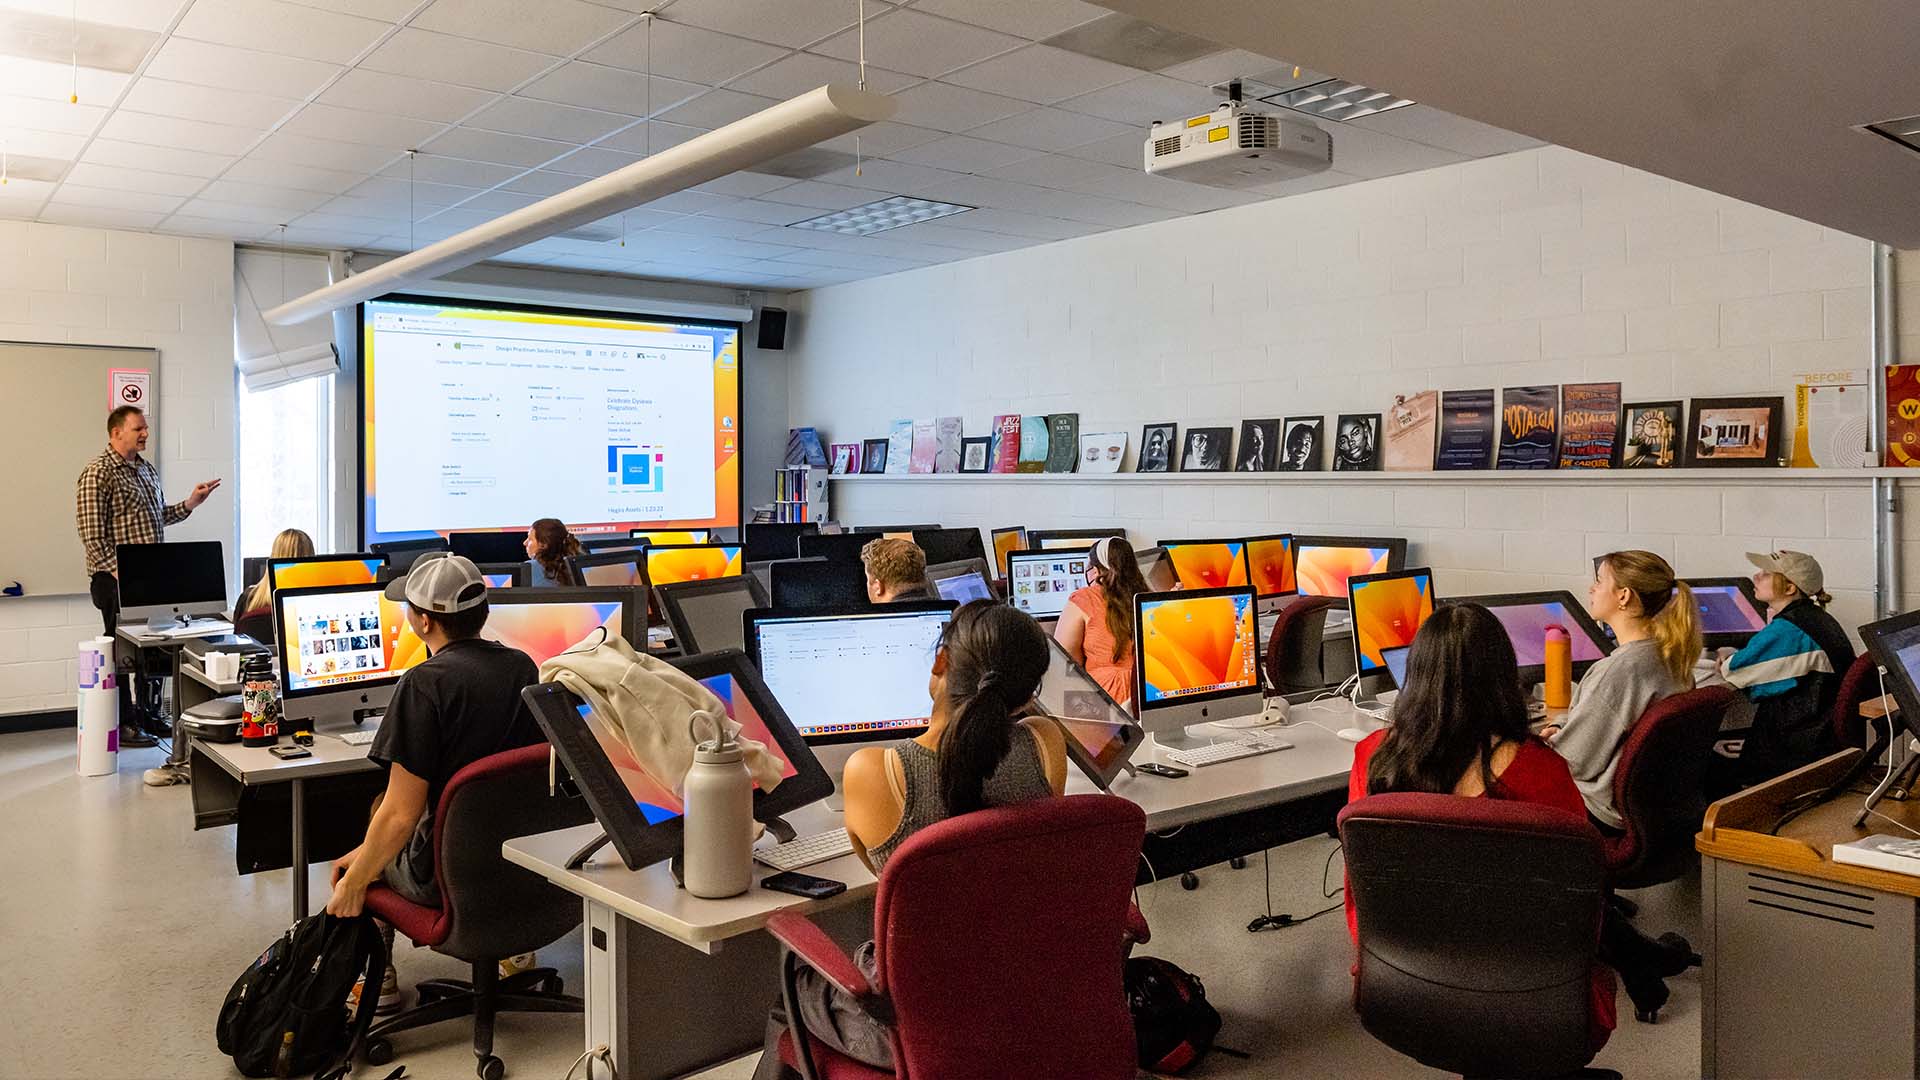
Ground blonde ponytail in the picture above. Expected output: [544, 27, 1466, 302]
[1599, 550, 1700, 687]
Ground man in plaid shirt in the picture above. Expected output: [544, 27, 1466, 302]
[75, 406, 221, 632]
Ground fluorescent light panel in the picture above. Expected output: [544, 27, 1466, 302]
[1265, 79, 1414, 121]
[788, 195, 975, 235]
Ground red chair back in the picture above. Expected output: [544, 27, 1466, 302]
[1828, 653, 1881, 752]
[1605, 685, 1735, 888]
[1264, 595, 1336, 693]
[871, 794, 1144, 1080]
[1340, 791, 1607, 1078]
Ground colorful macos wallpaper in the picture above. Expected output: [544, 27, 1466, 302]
[1350, 572, 1434, 671]
[646, 545, 745, 585]
[1297, 544, 1393, 598]
[1139, 593, 1258, 703]
[1164, 543, 1249, 590]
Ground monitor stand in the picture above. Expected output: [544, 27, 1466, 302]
[135, 614, 194, 635]
[1150, 727, 1216, 751]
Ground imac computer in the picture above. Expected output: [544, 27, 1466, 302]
[1133, 585, 1262, 748]
[480, 588, 638, 661]
[1348, 568, 1436, 689]
[1134, 547, 1179, 592]
[1293, 535, 1409, 602]
[1033, 637, 1143, 789]
[797, 531, 872, 564]
[1028, 528, 1126, 552]
[912, 528, 989, 567]
[656, 576, 771, 655]
[1444, 590, 1615, 686]
[628, 529, 710, 546]
[474, 563, 527, 589]
[369, 537, 449, 572]
[926, 559, 996, 604]
[741, 522, 818, 563]
[1005, 549, 1089, 620]
[991, 527, 1028, 580]
[770, 558, 870, 609]
[269, 553, 386, 591]
[1682, 577, 1770, 648]
[273, 582, 423, 728]
[447, 531, 529, 564]
[580, 537, 645, 554]
[1157, 539, 1252, 590]
[743, 602, 958, 745]
[117, 541, 228, 633]
[567, 549, 649, 590]
[644, 543, 745, 586]
[851, 523, 939, 536]
[1244, 534, 1297, 602]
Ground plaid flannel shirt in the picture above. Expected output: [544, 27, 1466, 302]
[75, 448, 190, 575]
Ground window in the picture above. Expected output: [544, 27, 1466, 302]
[238, 374, 332, 557]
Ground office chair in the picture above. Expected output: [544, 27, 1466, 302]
[360, 744, 595, 1080]
[1827, 652, 1881, 753]
[1340, 792, 1620, 1079]
[767, 794, 1145, 1080]
[1263, 595, 1336, 693]
[1606, 685, 1737, 891]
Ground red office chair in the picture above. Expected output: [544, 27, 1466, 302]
[1827, 653, 1881, 753]
[1340, 792, 1619, 1079]
[1605, 685, 1737, 889]
[360, 744, 595, 1080]
[1264, 595, 1337, 693]
[767, 794, 1146, 1080]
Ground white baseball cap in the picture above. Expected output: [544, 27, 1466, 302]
[1746, 549, 1824, 597]
[383, 552, 488, 614]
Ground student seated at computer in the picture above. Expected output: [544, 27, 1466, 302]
[860, 536, 929, 602]
[1053, 537, 1147, 705]
[323, 554, 544, 1010]
[1718, 550, 1856, 783]
[523, 517, 580, 586]
[233, 527, 314, 633]
[751, 601, 1068, 1080]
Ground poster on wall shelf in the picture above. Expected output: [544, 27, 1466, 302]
[1017, 415, 1050, 473]
[1333, 414, 1381, 471]
[829, 443, 858, 475]
[1236, 418, 1279, 471]
[1279, 416, 1323, 471]
[1436, 388, 1496, 470]
[1045, 414, 1080, 473]
[1687, 396, 1782, 467]
[1181, 427, 1231, 472]
[862, 438, 890, 474]
[1558, 382, 1621, 469]
[784, 427, 828, 467]
[884, 420, 914, 474]
[1137, 423, 1178, 473]
[960, 437, 991, 473]
[989, 414, 1022, 473]
[933, 416, 965, 473]
[1496, 385, 1560, 470]
[1887, 366, 1920, 468]
[1788, 371, 1870, 468]
[1384, 391, 1439, 472]
[1619, 401, 1683, 469]
[1078, 431, 1126, 474]
[908, 418, 937, 474]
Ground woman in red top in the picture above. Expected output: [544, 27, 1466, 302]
[1054, 538, 1148, 706]
[1346, 603, 1616, 1047]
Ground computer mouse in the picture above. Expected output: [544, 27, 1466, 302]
[1336, 727, 1370, 743]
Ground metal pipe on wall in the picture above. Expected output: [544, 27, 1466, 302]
[1872, 242, 1899, 618]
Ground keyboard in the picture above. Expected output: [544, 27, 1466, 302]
[336, 728, 379, 747]
[1163, 735, 1294, 769]
[754, 830, 855, 871]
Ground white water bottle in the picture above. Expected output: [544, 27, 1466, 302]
[682, 710, 754, 898]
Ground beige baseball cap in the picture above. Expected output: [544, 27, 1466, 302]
[1746, 549, 1823, 597]
[384, 552, 488, 614]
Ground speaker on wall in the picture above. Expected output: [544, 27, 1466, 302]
[756, 306, 788, 351]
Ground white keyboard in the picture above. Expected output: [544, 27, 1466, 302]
[336, 728, 379, 747]
[755, 830, 855, 871]
[1164, 735, 1294, 769]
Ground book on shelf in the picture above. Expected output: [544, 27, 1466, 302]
[989, 414, 1021, 473]
[1832, 834, 1920, 877]
[1496, 384, 1559, 470]
[1044, 413, 1079, 473]
[1384, 391, 1438, 471]
[909, 418, 937, 474]
[1435, 388, 1494, 470]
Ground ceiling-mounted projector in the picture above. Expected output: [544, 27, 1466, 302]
[1143, 101, 1332, 189]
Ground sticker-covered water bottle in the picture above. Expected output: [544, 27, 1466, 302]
[238, 653, 280, 747]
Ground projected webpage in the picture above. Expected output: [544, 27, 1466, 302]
[363, 300, 740, 543]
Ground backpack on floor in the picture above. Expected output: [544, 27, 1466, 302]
[217, 913, 388, 1079]
[1125, 955, 1222, 1076]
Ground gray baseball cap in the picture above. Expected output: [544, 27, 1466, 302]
[1746, 549, 1824, 597]
[384, 552, 488, 614]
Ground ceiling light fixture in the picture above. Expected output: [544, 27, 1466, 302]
[1264, 78, 1413, 121]
[788, 195, 975, 236]
[264, 84, 895, 325]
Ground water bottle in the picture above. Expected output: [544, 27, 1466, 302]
[682, 709, 753, 898]
[1543, 625, 1573, 710]
[238, 653, 280, 747]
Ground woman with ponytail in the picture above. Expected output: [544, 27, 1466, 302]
[1055, 537, 1149, 705]
[522, 518, 580, 587]
[1721, 550, 1856, 782]
[751, 600, 1066, 1080]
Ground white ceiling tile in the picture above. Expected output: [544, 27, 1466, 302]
[195, 179, 333, 212]
[161, 212, 279, 239]
[278, 224, 384, 245]
[694, 172, 799, 198]
[723, 52, 916, 100]
[318, 70, 498, 124]
[924, 205, 1099, 240]
[543, 145, 646, 177]
[875, 220, 1032, 252]
[453, 189, 546, 213]
[82, 138, 236, 177]
[282, 0, 417, 19]
[12, 0, 193, 33]
[651, 214, 782, 239]
[596, 120, 709, 155]
[118, 78, 300, 129]
[963, 106, 1132, 150]
[279, 103, 448, 150]
[586, 18, 787, 86]
[885, 81, 1028, 132]
[811, 120, 945, 157]
[0, 56, 129, 102]
[98, 111, 263, 155]
[170, 197, 297, 224]
[984, 152, 1130, 189]
[37, 204, 168, 230]
[221, 157, 367, 194]
[0, 128, 86, 158]
[1057, 130, 1147, 168]
[909, 0, 1107, 40]
[660, 0, 856, 49]
[811, 158, 967, 193]
[1066, 169, 1265, 213]
[942, 44, 1138, 105]
[813, 9, 1023, 78]
[348, 176, 486, 206]
[360, 28, 553, 92]
[142, 38, 342, 97]
[48, 184, 187, 213]
[377, 153, 520, 188]
[60, 162, 205, 196]
[252, 131, 399, 172]
[1057, 73, 1221, 125]
[0, 94, 109, 135]
[1346, 105, 1541, 158]
[1158, 48, 1292, 86]
[520, 62, 704, 116]
[656, 88, 780, 129]
[1320, 123, 1467, 179]
[888, 134, 1040, 173]
[411, 0, 632, 57]
[637, 189, 735, 215]
[172, 0, 393, 64]
[502, 169, 585, 196]
[466, 96, 632, 144]
[755, 180, 884, 211]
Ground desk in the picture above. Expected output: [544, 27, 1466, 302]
[1696, 750, 1920, 1079]
[113, 621, 233, 749]
[503, 703, 1374, 1079]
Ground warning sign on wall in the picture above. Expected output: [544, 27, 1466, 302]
[109, 368, 151, 412]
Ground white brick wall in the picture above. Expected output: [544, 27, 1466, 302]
[783, 144, 1915, 640]
[0, 220, 235, 716]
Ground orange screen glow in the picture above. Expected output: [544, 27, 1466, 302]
[1350, 572, 1434, 671]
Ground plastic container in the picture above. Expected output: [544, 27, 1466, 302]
[1543, 625, 1573, 710]
[681, 709, 754, 898]
[238, 653, 281, 747]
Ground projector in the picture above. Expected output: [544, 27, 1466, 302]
[1143, 102, 1332, 189]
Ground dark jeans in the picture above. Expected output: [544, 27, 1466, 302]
[89, 571, 118, 635]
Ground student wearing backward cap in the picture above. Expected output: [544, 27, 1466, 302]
[1720, 549, 1857, 784]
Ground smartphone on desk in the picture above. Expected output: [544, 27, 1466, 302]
[1137, 762, 1189, 778]
[762, 871, 847, 900]
[268, 745, 312, 760]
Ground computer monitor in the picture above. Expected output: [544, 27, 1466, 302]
[269, 553, 386, 591]
[474, 562, 527, 589]
[274, 582, 424, 727]
[1133, 585, 1262, 748]
[741, 522, 818, 563]
[567, 549, 649, 590]
[1293, 535, 1409, 601]
[1243, 534, 1297, 600]
[447, 531, 528, 564]
[1033, 637, 1143, 789]
[912, 528, 989, 568]
[1347, 568, 1436, 684]
[580, 537, 645, 554]
[991, 527, 1028, 580]
[743, 602, 958, 745]
[657, 576, 770, 655]
[628, 529, 710, 546]
[851, 523, 939, 535]
[482, 588, 638, 662]
[1682, 577, 1770, 648]
[770, 558, 870, 610]
[1005, 549, 1089, 620]
[644, 543, 745, 587]
[1028, 528, 1126, 552]
[521, 650, 833, 872]
[1134, 547, 1179, 592]
[926, 559, 996, 604]
[116, 541, 227, 631]
[1382, 644, 1412, 689]
[796, 531, 872, 564]
[1443, 590, 1615, 685]
[1157, 539, 1252, 590]
[242, 556, 270, 592]
[369, 537, 449, 572]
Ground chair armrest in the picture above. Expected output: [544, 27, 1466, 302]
[1125, 900, 1151, 946]
[766, 911, 872, 999]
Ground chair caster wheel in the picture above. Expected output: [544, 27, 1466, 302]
[477, 1053, 505, 1080]
[1634, 1006, 1660, 1024]
[1180, 872, 1199, 890]
[1229, 857, 1247, 870]
[365, 1038, 395, 1066]
[540, 974, 564, 996]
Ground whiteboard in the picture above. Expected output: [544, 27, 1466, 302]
[0, 342, 161, 596]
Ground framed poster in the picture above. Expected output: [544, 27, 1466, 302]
[1078, 431, 1126, 474]
[959, 436, 991, 473]
[1620, 401, 1683, 469]
[1181, 427, 1230, 472]
[1137, 423, 1177, 473]
[829, 443, 858, 475]
[1333, 413, 1381, 471]
[861, 438, 890, 475]
[1236, 418, 1279, 471]
[1687, 396, 1783, 467]
[1436, 388, 1496, 470]
[1496, 385, 1559, 470]
[1558, 382, 1622, 469]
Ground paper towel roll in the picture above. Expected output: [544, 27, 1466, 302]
[77, 637, 118, 777]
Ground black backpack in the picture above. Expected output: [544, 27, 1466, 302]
[1124, 955, 1221, 1075]
[217, 914, 388, 1079]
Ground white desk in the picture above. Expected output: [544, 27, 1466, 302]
[502, 703, 1377, 1079]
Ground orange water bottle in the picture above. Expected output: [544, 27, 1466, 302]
[1543, 625, 1572, 709]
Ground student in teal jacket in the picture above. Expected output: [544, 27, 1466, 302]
[1720, 550, 1856, 783]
